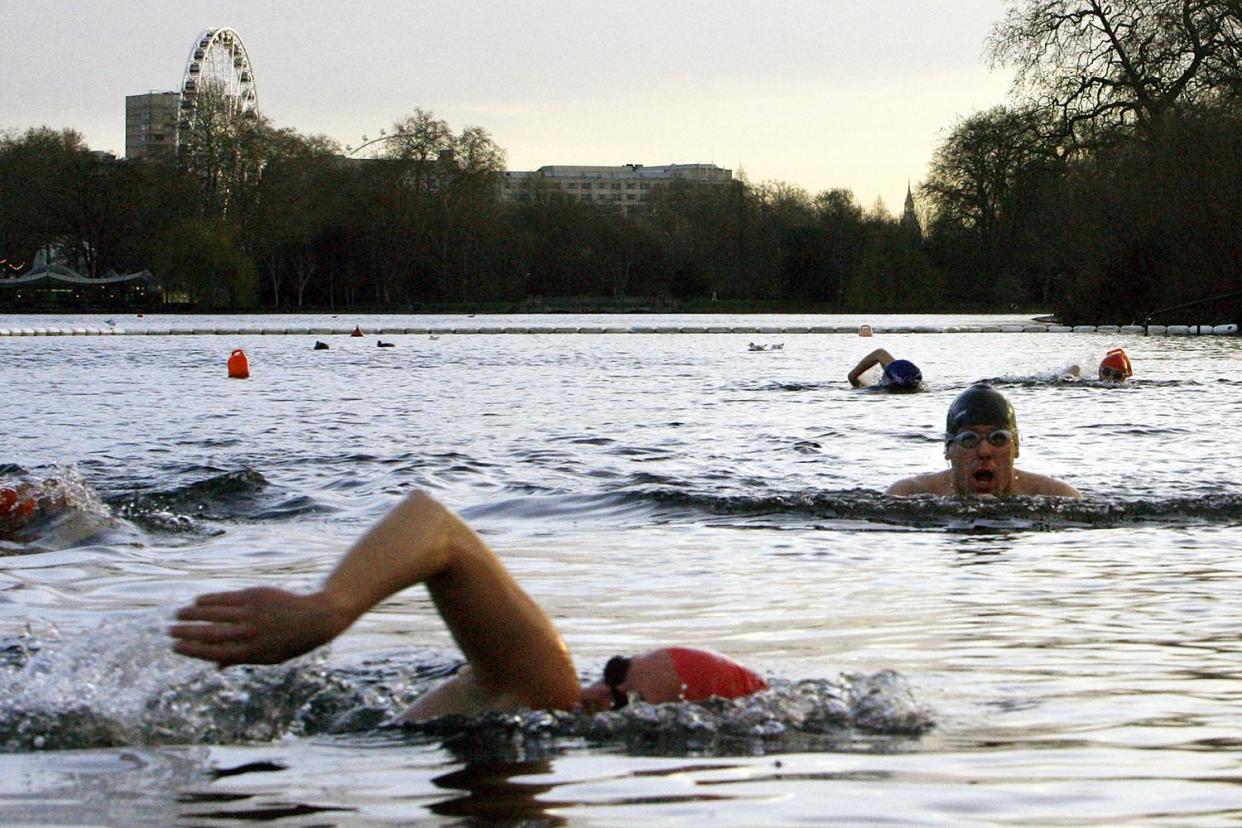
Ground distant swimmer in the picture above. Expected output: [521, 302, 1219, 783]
[1098, 348, 1133, 382]
[170, 491, 766, 720]
[377, 340, 396, 348]
[848, 348, 923, 391]
[314, 341, 330, 350]
[886, 383, 1081, 498]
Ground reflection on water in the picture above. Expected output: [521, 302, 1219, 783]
[1, 314, 1240, 823]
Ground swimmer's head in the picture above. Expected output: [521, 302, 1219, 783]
[0, 486, 38, 527]
[858, 324, 873, 337]
[579, 647, 767, 712]
[880, 359, 923, 391]
[945, 384, 1020, 496]
[946, 383, 1019, 452]
[0, 483, 51, 539]
[1098, 348, 1133, 382]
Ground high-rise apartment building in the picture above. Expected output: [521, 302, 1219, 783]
[501, 163, 731, 215]
[125, 92, 181, 159]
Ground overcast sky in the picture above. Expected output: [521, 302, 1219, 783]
[1, 0, 1014, 212]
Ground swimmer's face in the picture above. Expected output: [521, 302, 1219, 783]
[946, 425, 1018, 497]
[578, 650, 684, 712]
[1098, 364, 1129, 382]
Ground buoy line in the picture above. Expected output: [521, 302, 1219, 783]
[0, 324, 1237, 337]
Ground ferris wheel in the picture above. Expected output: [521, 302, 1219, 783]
[178, 27, 259, 136]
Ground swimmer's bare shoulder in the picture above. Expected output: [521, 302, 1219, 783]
[1010, 470, 1082, 498]
[885, 471, 953, 496]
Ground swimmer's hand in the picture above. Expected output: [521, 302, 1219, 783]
[169, 587, 353, 668]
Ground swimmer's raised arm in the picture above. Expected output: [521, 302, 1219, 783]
[848, 348, 895, 387]
[171, 490, 580, 718]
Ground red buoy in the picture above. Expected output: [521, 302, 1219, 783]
[351, 325, 364, 337]
[228, 348, 250, 379]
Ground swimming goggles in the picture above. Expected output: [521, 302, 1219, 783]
[604, 655, 632, 710]
[946, 429, 1014, 449]
[1099, 366, 1128, 381]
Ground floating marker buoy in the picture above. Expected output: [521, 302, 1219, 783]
[1214, 323, 1238, 335]
[351, 325, 364, 337]
[314, 340, 330, 350]
[228, 348, 250, 379]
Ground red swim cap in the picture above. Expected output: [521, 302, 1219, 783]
[0, 486, 39, 530]
[1099, 348, 1133, 380]
[664, 647, 767, 702]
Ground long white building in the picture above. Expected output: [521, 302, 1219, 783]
[501, 163, 731, 215]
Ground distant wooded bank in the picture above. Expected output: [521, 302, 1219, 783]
[3, 2, 1239, 325]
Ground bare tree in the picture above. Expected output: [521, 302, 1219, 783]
[178, 79, 271, 220]
[922, 106, 1059, 236]
[989, 0, 1242, 148]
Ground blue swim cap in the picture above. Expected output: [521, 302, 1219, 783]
[881, 359, 922, 389]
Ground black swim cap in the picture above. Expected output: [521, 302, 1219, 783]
[946, 384, 1018, 448]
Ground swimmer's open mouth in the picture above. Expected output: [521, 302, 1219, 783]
[973, 470, 995, 486]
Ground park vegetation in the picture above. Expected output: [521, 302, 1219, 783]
[1, 0, 1239, 322]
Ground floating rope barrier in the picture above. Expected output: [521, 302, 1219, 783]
[0, 323, 1236, 336]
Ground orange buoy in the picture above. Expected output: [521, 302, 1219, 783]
[351, 325, 364, 337]
[228, 348, 250, 379]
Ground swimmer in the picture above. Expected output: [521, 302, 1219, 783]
[847, 348, 923, 391]
[1098, 348, 1133, 382]
[858, 324, 873, 337]
[0, 480, 68, 537]
[886, 383, 1081, 498]
[169, 491, 766, 721]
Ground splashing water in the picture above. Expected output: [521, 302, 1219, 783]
[0, 613, 931, 757]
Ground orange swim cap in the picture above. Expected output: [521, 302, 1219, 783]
[1099, 348, 1133, 380]
[663, 647, 767, 702]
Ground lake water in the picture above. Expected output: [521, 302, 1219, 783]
[1, 313, 1240, 825]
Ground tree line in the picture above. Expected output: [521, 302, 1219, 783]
[923, 0, 1242, 324]
[2, 0, 1239, 321]
[0, 107, 934, 313]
